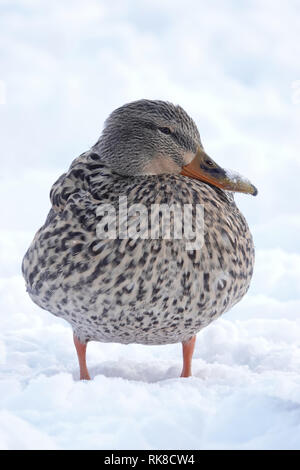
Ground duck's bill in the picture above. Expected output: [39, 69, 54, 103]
[180, 147, 258, 196]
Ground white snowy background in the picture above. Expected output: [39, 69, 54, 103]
[1, 0, 300, 450]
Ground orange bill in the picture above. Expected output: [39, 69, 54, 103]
[181, 147, 257, 196]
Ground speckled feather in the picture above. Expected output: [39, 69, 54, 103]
[22, 149, 255, 346]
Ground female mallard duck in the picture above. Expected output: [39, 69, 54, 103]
[22, 100, 257, 380]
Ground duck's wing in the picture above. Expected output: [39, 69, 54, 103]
[49, 151, 110, 213]
[40, 151, 114, 229]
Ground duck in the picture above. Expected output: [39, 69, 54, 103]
[22, 99, 257, 380]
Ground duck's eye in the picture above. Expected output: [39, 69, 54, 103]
[205, 159, 214, 167]
[159, 127, 172, 135]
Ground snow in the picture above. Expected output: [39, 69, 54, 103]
[225, 168, 252, 186]
[0, 231, 300, 450]
[1, 0, 300, 451]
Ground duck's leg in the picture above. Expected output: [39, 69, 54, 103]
[180, 335, 196, 378]
[73, 333, 91, 380]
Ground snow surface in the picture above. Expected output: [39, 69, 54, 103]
[0, 231, 300, 450]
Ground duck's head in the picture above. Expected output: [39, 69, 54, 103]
[93, 99, 257, 196]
